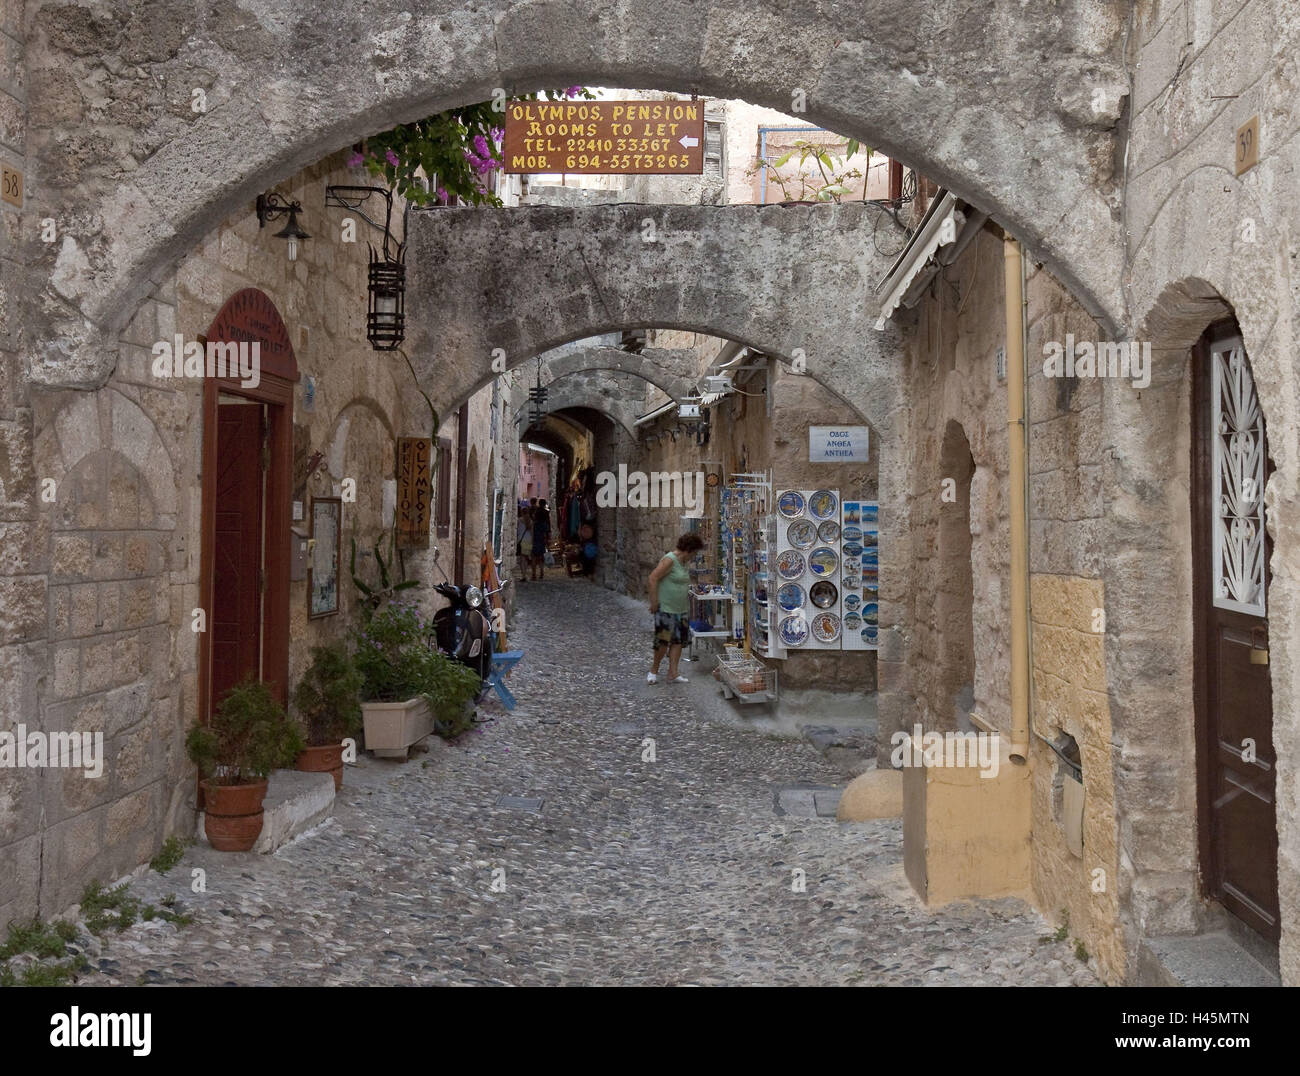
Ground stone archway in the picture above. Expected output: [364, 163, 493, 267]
[936, 419, 976, 731]
[1106, 278, 1296, 978]
[539, 345, 702, 403]
[23, 0, 1128, 389]
[408, 201, 913, 435]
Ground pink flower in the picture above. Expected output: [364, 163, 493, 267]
[436, 187, 448, 204]
[385, 148, 400, 167]
[347, 151, 364, 168]
[473, 134, 491, 158]
[566, 86, 582, 98]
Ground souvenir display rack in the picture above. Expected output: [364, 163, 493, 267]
[772, 489, 879, 652]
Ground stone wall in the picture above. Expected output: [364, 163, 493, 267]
[1022, 258, 1123, 984]
[896, 230, 1124, 981]
[1, 149, 428, 929]
[1124, 0, 1300, 984]
[0, 0, 33, 929]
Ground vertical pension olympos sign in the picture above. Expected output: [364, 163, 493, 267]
[396, 437, 432, 549]
[504, 99, 705, 175]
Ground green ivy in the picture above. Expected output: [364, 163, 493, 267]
[355, 88, 594, 209]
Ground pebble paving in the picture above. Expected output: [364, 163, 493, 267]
[72, 575, 1097, 986]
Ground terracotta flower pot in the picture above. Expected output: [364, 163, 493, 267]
[201, 778, 268, 852]
[296, 743, 345, 790]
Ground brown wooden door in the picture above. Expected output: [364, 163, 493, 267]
[1193, 325, 1279, 942]
[211, 403, 264, 711]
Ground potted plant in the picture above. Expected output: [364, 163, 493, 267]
[747, 137, 868, 204]
[186, 679, 306, 852]
[292, 642, 363, 790]
[353, 600, 481, 758]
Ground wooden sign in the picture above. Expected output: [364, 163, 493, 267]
[206, 287, 298, 382]
[1, 164, 21, 208]
[396, 437, 432, 548]
[504, 99, 704, 175]
[1236, 115, 1259, 175]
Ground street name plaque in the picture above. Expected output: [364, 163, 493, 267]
[503, 99, 705, 175]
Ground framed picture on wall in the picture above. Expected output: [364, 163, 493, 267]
[309, 496, 342, 618]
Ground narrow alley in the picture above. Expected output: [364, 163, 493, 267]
[70, 578, 1093, 988]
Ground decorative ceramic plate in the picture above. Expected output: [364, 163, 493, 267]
[842, 525, 863, 543]
[843, 612, 862, 632]
[809, 580, 839, 609]
[777, 491, 806, 519]
[842, 541, 863, 558]
[808, 546, 838, 576]
[779, 614, 809, 647]
[777, 549, 806, 580]
[862, 602, 879, 626]
[844, 593, 862, 611]
[809, 489, 838, 520]
[817, 520, 841, 543]
[786, 519, 816, 549]
[777, 583, 805, 611]
[862, 625, 878, 643]
[811, 612, 841, 643]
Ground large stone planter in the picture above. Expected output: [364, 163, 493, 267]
[362, 697, 433, 759]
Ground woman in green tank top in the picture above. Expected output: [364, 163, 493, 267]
[647, 532, 706, 684]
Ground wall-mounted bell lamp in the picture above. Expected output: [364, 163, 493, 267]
[256, 192, 310, 261]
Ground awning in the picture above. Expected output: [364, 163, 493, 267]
[873, 190, 965, 330]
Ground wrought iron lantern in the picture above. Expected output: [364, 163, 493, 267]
[324, 184, 408, 350]
[528, 357, 547, 424]
[366, 244, 406, 351]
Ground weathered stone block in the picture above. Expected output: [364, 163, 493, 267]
[0, 574, 45, 644]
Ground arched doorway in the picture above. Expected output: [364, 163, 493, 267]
[198, 288, 299, 717]
[937, 419, 976, 729]
[1191, 321, 1278, 943]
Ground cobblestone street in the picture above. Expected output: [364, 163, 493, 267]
[77, 577, 1096, 987]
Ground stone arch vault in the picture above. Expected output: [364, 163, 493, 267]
[22, 0, 1129, 389]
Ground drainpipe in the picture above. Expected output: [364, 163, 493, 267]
[1004, 236, 1030, 765]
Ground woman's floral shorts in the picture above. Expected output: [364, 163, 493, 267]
[653, 611, 690, 650]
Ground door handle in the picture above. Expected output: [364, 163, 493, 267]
[1249, 625, 1269, 664]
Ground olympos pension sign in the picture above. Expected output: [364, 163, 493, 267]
[503, 100, 705, 175]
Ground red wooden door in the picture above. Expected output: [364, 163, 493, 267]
[211, 404, 264, 711]
[1193, 326, 1279, 942]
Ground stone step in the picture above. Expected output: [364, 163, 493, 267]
[1136, 931, 1280, 987]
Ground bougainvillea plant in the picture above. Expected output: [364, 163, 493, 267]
[351, 87, 595, 208]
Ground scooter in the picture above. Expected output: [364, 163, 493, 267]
[431, 562, 508, 697]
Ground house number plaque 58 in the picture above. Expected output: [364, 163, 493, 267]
[1, 164, 21, 208]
